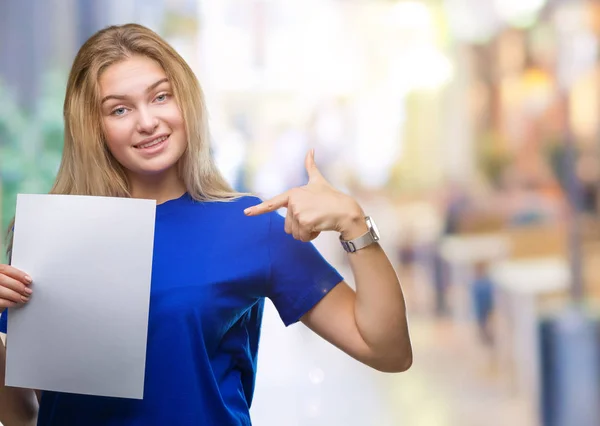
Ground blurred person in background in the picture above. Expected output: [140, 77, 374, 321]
[0, 23, 412, 426]
[431, 182, 471, 318]
[470, 261, 495, 346]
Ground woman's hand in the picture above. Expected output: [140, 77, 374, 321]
[244, 150, 367, 242]
[0, 265, 33, 314]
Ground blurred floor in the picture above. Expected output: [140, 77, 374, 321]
[392, 314, 534, 426]
[252, 298, 535, 426]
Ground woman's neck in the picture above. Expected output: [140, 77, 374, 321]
[128, 169, 186, 205]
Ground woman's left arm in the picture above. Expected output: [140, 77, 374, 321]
[244, 150, 412, 372]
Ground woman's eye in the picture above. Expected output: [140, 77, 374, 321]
[112, 107, 127, 116]
[155, 93, 168, 102]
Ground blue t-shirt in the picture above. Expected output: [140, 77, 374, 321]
[0, 194, 343, 425]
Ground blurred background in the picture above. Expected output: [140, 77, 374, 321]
[1, 0, 600, 425]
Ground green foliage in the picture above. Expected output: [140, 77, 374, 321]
[0, 71, 67, 258]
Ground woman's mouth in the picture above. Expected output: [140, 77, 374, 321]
[134, 135, 169, 150]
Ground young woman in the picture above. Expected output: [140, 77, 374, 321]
[0, 24, 411, 426]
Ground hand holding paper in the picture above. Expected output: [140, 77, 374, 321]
[0, 265, 33, 312]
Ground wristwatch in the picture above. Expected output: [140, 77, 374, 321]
[339, 216, 380, 253]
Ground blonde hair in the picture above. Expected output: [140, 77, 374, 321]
[6, 23, 244, 258]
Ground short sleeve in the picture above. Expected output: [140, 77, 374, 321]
[266, 212, 344, 326]
[0, 310, 7, 333]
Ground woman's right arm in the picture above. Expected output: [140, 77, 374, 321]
[0, 265, 38, 426]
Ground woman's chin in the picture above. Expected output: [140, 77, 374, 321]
[127, 163, 179, 180]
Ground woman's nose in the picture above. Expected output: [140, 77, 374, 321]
[136, 108, 159, 134]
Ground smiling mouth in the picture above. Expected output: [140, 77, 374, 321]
[135, 135, 169, 149]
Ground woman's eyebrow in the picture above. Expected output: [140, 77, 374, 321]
[101, 78, 169, 104]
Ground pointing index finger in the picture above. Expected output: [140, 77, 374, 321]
[244, 193, 290, 216]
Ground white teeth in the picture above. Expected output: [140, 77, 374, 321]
[137, 135, 168, 149]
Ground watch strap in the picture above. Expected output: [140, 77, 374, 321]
[340, 230, 378, 253]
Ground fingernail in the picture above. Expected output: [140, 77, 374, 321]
[24, 287, 33, 295]
[24, 275, 33, 284]
[244, 208, 251, 215]
[21, 295, 30, 303]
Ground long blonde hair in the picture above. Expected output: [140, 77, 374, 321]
[6, 23, 243, 258]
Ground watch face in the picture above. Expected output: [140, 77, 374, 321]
[366, 216, 380, 241]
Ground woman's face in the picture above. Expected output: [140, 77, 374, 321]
[99, 55, 187, 179]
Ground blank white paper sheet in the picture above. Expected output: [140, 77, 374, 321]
[5, 194, 156, 399]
